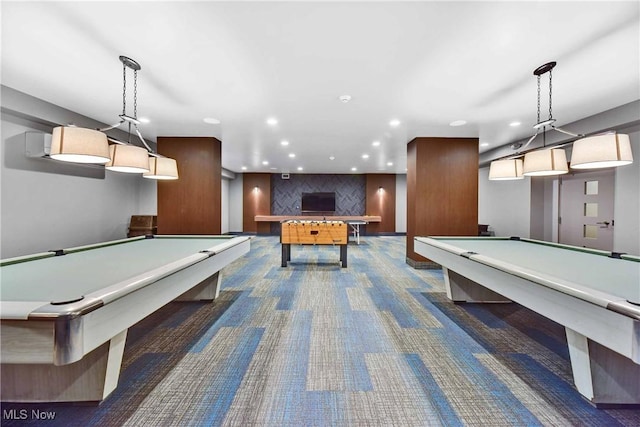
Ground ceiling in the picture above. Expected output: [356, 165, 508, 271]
[2, 1, 638, 174]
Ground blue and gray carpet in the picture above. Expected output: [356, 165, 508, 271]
[2, 236, 639, 426]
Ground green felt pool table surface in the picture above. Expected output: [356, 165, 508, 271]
[424, 237, 639, 303]
[1, 235, 238, 304]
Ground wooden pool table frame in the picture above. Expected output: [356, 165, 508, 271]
[414, 236, 640, 407]
[0, 235, 250, 403]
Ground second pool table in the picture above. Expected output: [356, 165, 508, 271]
[414, 236, 640, 407]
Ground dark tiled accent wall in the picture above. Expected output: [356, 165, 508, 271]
[271, 174, 366, 215]
[270, 174, 366, 234]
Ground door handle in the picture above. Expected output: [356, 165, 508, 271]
[596, 221, 610, 228]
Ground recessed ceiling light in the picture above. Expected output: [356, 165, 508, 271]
[372, 141, 380, 147]
[270, 167, 277, 170]
[203, 117, 220, 125]
[297, 166, 303, 171]
[509, 121, 521, 127]
[351, 167, 357, 171]
[387, 162, 393, 166]
[480, 142, 490, 147]
[262, 160, 269, 165]
[281, 140, 289, 146]
[289, 153, 295, 158]
[389, 119, 401, 127]
[339, 95, 352, 103]
[362, 154, 369, 159]
[241, 166, 247, 170]
[449, 120, 467, 127]
[266, 118, 278, 126]
[138, 117, 151, 124]
[329, 156, 335, 160]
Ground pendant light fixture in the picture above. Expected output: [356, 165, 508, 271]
[100, 56, 152, 174]
[489, 61, 633, 181]
[101, 56, 179, 178]
[521, 62, 570, 177]
[51, 55, 179, 178]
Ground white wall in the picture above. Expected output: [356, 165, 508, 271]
[221, 178, 230, 234]
[228, 173, 244, 233]
[478, 168, 532, 237]
[395, 174, 407, 233]
[614, 130, 640, 255]
[1, 116, 157, 258]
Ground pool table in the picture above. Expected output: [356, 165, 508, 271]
[0, 235, 250, 403]
[414, 236, 640, 407]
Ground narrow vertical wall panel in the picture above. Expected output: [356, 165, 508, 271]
[366, 174, 396, 233]
[406, 137, 478, 266]
[157, 137, 221, 235]
[243, 173, 271, 233]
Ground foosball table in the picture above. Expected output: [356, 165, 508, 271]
[280, 220, 349, 267]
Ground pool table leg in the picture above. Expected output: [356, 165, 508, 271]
[566, 328, 640, 406]
[176, 272, 221, 301]
[443, 268, 511, 302]
[0, 329, 127, 403]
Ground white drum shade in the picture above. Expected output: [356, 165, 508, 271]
[489, 159, 524, 180]
[143, 157, 179, 180]
[50, 127, 111, 164]
[571, 134, 633, 169]
[523, 148, 568, 176]
[105, 144, 150, 173]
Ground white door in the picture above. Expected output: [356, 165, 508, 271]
[559, 169, 615, 251]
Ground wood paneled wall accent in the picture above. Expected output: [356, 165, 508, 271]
[157, 137, 221, 235]
[365, 174, 396, 233]
[243, 173, 271, 234]
[406, 137, 478, 265]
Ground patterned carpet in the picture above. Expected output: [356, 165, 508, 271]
[2, 236, 639, 426]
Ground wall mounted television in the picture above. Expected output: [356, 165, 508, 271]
[301, 192, 336, 213]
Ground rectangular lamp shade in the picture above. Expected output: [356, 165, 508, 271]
[143, 157, 179, 180]
[105, 144, 150, 173]
[50, 126, 111, 164]
[489, 159, 524, 180]
[523, 148, 568, 176]
[570, 134, 633, 169]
